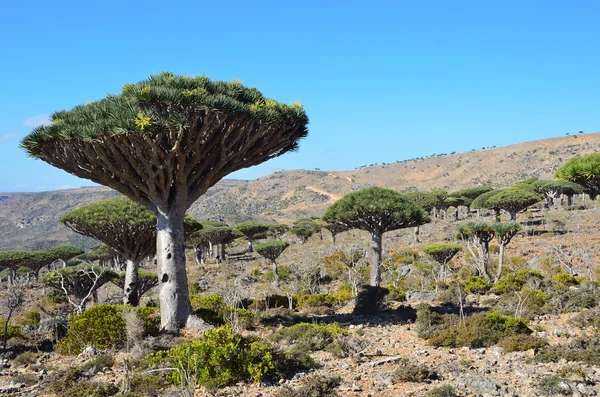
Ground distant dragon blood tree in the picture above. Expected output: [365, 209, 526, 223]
[61, 197, 162, 306]
[555, 153, 600, 200]
[22, 73, 308, 332]
[323, 187, 430, 286]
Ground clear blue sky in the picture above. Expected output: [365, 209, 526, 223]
[1, 0, 598, 192]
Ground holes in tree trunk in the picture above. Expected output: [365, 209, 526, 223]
[161, 273, 169, 283]
[167, 253, 172, 260]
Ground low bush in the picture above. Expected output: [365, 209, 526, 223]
[424, 385, 458, 397]
[56, 304, 160, 355]
[189, 294, 225, 312]
[13, 351, 39, 367]
[146, 325, 313, 388]
[271, 323, 348, 351]
[47, 367, 119, 397]
[492, 269, 544, 294]
[463, 275, 490, 294]
[542, 281, 600, 314]
[386, 285, 407, 302]
[279, 375, 341, 397]
[297, 293, 338, 309]
[125, 373, 170, 397]
[534, 337, 600, 365]
[429, 311, 531, 348]
[0, 319, 23, 341]
[20, 310, 41, 328]
[498, 334, 548, 352]
[81, 354, 115, 375]
[552, 273, 579, 287]
[570, 307, 600, 332]
[326, 334, 366, 358]
[537, 375, 573, 395]
[392, 359, 436, 383]
[415, 304, 455, 339]
[353, 285, 389, 314]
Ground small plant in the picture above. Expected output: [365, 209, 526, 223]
[428, 311, 531, 348]
[56, 304, 160, 355]
[537, 375, 573, 395]
[463, 275, 489, 294]
[424, 384, 458, 397]
[146, 325, 311, 388]
[326, 334, 366, 358]
[534, 337, 600, 365]
[81, 354, 115, 375]
[392, 359, 436, 383]
[279, 375, 341, 397]
[13, 351, 39, 367]
[271, 323, 348, 351]
[297, 293, 338, 309]
[20, 310, 41, 328]
[498, 334, 548, 352]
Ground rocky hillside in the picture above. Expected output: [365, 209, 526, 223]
[1, 133, 599, 250]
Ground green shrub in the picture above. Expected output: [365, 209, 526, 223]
[20, 310, 41, 328]
[13, 351, 39, 367]
[498, 334, 549, 352]
[271, 323, 348, 351]
[493, 269, 543, 294]
[463, 275, 489, 294]
[127, 373, 170, 397]
[552, 272, 579, 287]
[392, 359, 435, 383]
[189, 294, 225, 312]
[429, 311, 531, 348]
[534, 338, 600, 365]
[279, 375, 341, 397]
[263, 264, 292, 282]
[47, 367, 119, 397]
[386, 285, 407, 301]
[353, 285, 389, 314]
[226, 308, 256, 330]
[332, 284, 354, 304]
[415, 304, 454, 339]
[146, 325, 310, 388]
[542, 281, 600, 314]
[194, 308, 225, 326]
[56, 304, 160, 355]
[0, 319, 23, 341]
[424, 385, 458, 397]
[297, 293, 338, 309]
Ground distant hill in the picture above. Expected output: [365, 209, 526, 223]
[1, 132, 599, 250]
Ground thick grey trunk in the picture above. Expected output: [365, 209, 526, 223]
[455, 206, 459, 222]
[567, 195, 573, 209]
[221, 243, 226, 262]
[247, 239, 254, 252]
[194, 247, 202, 266]
[494, 208, 501, 222]
[482, 242, 492, 281]
[124, 259, 140, 306]
[271, 259, 280, 287]
[369, 232, 383, 287]
[8, 268, 15, 285]
[495, 244, 505, 283]
[414, 226, 420, 243]
[509, 211, 517, 221]
[156, 209, 192, 333]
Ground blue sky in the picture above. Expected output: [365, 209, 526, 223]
[1, 0, 598, 192]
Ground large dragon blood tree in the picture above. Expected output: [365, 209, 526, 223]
[21, 73, 309, 332]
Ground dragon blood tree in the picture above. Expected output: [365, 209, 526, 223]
[61, 197, 162, 306]
[22, 73, 309, 331]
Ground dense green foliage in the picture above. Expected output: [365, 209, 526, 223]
[56, 304, 160, 355]
[147, 326, 313, 387]
[255, 241, 290, 261]
[290, 218, 320, 243]
[323, 187, 430, 234]
[271, 323, 348, 351]
[422, 243, 462, 264]
[485, 187, 541, 220]
[555, 153, 600, 198]
[22, 73, 307, 153]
